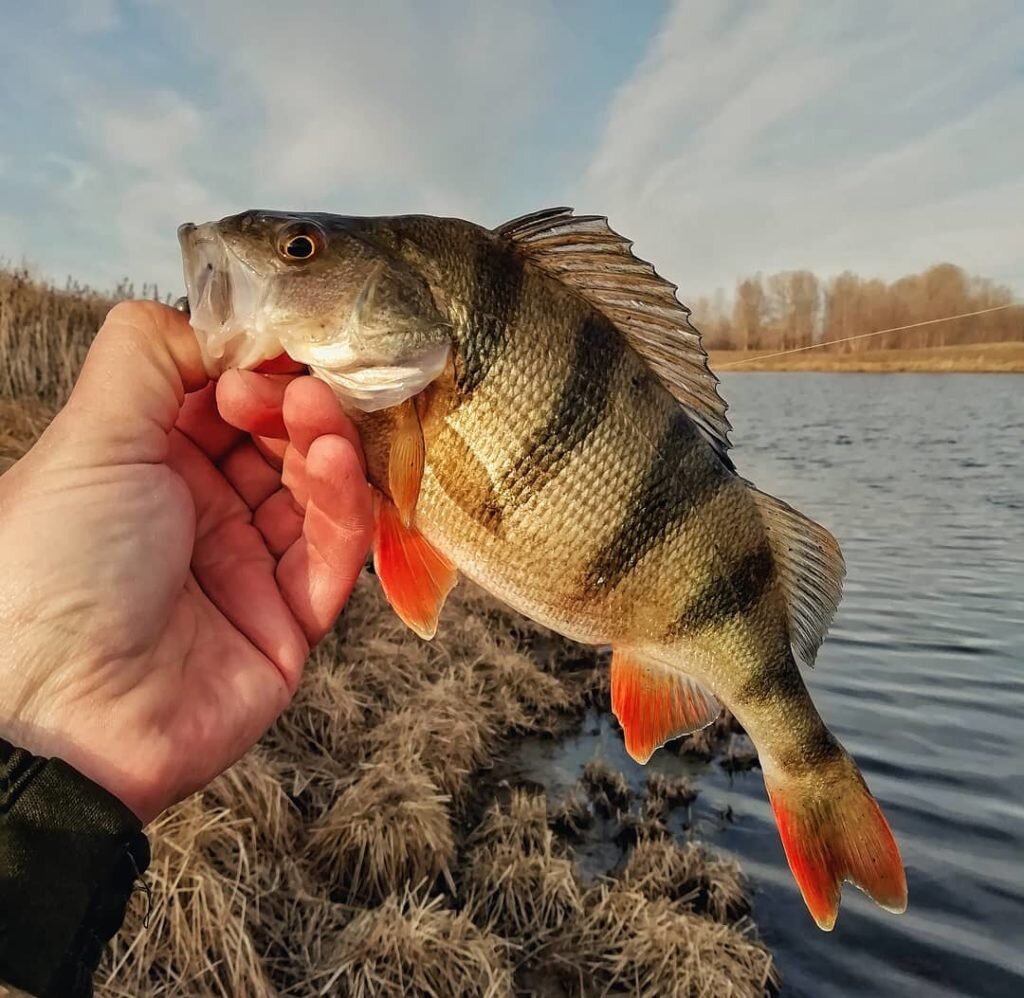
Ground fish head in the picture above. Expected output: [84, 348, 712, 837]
[177, 210, 451, 410]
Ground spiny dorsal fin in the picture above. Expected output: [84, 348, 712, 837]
[495, 207, 732, 459]
[749, 487, 846, 667]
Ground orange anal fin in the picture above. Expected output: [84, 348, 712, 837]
[764, 758, 908, 931]
[610, 649, 722, 764]
[388, 399, 425, 527]
[373, 493, 457, 640]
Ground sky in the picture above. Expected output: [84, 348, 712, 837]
[1, 0, 1021, 303]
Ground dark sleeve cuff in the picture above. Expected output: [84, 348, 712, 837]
[0, 738, 150, 998]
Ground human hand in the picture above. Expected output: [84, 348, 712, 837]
[0, 301, 372, 823]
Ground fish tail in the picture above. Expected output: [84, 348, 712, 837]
[763, 748, 907, 931]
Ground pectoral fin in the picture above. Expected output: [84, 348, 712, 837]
[373, 493, 458, 640]
[388, 399, 425, 527]
[611, 649, 722, 764]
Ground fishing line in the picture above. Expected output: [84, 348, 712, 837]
[715, 304, 1017, 369]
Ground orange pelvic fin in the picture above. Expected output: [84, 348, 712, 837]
[388, 399, 425, 527]
[764, 754, 907, 931]
[610, 649, 722, 764]
[373, 493, 458, 640]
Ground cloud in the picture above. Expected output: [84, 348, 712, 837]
[79, 90, 204, 174]
[3, 0, 1021, 301]
[582, 0, 1024, 300]
[67, 0, 119, 34]
[165, 0, 558, 215]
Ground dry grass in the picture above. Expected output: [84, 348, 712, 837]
[549, 788, 594, 842]
[0, 267, 116, 404]
[1, 269, 776, 996]
[554, 885, 776, 998]
[312, 892, 513, 998]
[666, 709, 744, 762]
[620, 838, 750, 924]
[709, 340, 1024, 372]
[463, 792, 582, 947]
[305, 762, 455, 902]
[0, 397, 54, 473]
[644, 772, 698, 819]
[581, 759, 633, 817]
[101, 780, 277, 996]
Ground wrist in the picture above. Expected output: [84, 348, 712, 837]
[0, 737, 151, 997]
[0, 713, 156, 825]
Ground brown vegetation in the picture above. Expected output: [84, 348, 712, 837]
[581, 759, 633, 818]
[552, 886, 775, 998]
[710, 340, 1024, 372]
[694, 262, 1022, 355]
[1, 267, 779, 995]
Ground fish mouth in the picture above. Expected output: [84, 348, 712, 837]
[177, 222, 282, 375]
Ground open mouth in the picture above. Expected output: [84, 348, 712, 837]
[177, 222, 283, 375]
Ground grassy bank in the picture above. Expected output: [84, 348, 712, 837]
[709, 341, 1024, 373]
[1, 270, 777, 996]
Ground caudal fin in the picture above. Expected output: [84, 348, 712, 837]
[764, 752, 907, 931]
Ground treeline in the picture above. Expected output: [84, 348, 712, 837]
[691, 263, 1022, 352]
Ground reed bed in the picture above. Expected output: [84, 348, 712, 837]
[1, 269, 777, 996]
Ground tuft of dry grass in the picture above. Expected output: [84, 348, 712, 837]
[463, 792, 583, 947]
[313, 891, 513, 998]
[367, 671, 496, 796]
[643, 771, 698, 823]
[645, 771, 698, 810]
[305, 761, 455, 903]
[554, 885, 777, 998]
[549, 788, 594, 842]
[620, 838, 750, 924]
[581, 758, 633, 817]
[614, 811, 670, 849]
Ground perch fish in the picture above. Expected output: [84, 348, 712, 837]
[177, 207, 907, 930]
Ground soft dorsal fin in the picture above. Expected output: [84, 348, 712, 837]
[495, 207, 732, 459]
[749, 487, 846, 667]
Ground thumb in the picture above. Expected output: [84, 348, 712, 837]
[59, 301, 208, 461]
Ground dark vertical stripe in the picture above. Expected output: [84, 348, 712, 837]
[485, 315, 624, 523]
[428, 423, 503, 525]
[456, 238, 525, 395]
[582, 408, 720, 592]
[670, 543, 775, 638]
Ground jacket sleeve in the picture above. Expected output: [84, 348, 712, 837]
[0, 738, 150, 998]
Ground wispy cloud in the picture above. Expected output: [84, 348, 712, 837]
[66, 0, 119, 34]
[79, 89, 203, 174]
[582, 0, 1024, 301]
[164, 0, 558, 215]
[1, 1, 1020, 300]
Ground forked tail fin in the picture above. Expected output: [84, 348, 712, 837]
[763, 751, 907, 931]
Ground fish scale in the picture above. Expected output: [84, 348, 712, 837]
[178, 205, 907, 932]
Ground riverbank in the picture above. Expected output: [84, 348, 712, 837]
[709, 341, 1024, 372]
[0, 395, 777, 997]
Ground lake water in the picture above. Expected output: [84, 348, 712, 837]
[513, 374, 1024, 997]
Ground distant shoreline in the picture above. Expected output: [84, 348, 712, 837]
[708, 341, 1024, 373]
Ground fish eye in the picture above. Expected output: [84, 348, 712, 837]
[277, 224, 325, 262]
